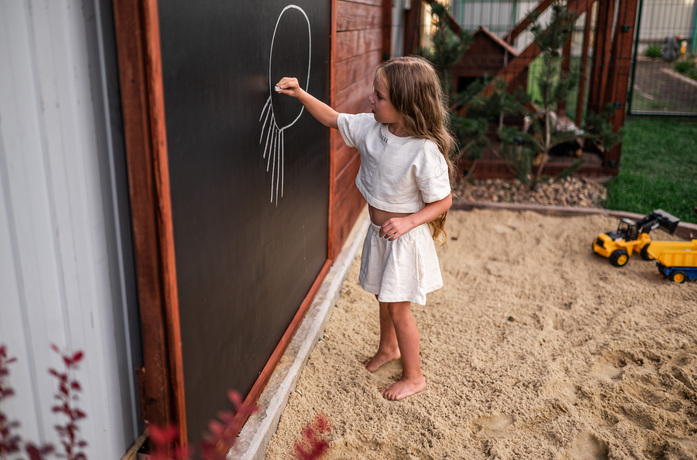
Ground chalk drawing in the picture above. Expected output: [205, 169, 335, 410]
[259, 5, 311, 205]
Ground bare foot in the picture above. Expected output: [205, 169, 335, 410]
[364, 350, 400, 372]
[380, 376, 426, 401]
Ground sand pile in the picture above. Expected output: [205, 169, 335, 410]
[266, 209, 697, 459]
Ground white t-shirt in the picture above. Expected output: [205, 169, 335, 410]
[337, 113, 451, 213]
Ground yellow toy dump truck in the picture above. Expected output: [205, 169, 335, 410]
[592, 209, 680, 267]
[646, 240, 697, 283]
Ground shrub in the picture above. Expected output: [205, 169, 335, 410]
[673, 59, 696, 75]
[643, 44, 662, 58]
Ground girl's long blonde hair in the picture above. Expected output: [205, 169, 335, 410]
[375, 56, 455, 243]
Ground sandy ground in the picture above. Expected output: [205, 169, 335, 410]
[265, 209, 697, 459]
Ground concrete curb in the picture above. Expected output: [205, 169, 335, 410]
[452, 200, 697, 240]
[231, 209, 370, 459]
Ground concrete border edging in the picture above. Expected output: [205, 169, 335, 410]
[452, 201, 697, 240]
[232, 209, 370, 460]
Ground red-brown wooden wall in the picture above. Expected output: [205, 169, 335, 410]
[330, 0, 384, 257]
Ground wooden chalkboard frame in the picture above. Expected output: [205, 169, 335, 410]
[112, 0, 337, 447]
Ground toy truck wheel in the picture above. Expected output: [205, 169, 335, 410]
[640, 244, 653, 260]
[609, 249, 629, 267]
[670, 271, 686, 283]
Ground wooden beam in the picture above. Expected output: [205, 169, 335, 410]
[403, 0, 424, 56]
[382, 0, 392, 59]
[587, 0, 615, 114]
[503, 0, 554, 45]
[329, 0, 338, 260]
[480, 0, 595, 98]
[112, 0, 187, 446]
[604, 0, 640, 173]
[605, 0, 639, 113]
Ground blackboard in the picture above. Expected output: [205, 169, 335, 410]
[158, 0, 330, 443]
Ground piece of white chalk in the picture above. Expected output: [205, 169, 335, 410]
[274, 85, 282, 93]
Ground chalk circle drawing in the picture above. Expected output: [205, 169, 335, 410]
[259, 5, 311, 205]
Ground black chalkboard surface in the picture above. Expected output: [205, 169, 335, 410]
[158, 0, 330, 442]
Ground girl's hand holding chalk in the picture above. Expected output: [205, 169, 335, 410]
[275, 77, 302, 98]
[274, 76, 339, 129]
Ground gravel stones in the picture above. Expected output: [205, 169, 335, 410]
[453, 177, 607, 208]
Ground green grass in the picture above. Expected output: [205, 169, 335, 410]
[604, 118, 697, 224]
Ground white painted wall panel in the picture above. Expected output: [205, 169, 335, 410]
[1, 1, 68, 443]
[0, 0, 141, 457]
[639, 0, 696, 43]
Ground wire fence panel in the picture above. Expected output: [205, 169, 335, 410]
[448, 0, 697, 117]
[630, 0, 697, 116]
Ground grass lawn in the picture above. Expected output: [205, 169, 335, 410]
[604, 118, 697, 224]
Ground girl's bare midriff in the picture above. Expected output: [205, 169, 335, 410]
[369, 205, 411, 226]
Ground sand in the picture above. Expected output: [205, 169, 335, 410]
[265, 209, 697, 459]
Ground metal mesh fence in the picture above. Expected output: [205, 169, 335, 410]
[444, 0, 697, 117]
[630, 0, 697, 115]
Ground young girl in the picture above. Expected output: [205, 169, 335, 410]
[276, 56, 454, 401]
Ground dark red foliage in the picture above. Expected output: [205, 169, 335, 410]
[25, 442, 55, 460]
[2, 343, 332, 460]
[149, 424, 179, 446]
[197, 389, 259, 459]
[293, 414, 331, 460]
[147, 389, 260, 460]
[0, 345, 22, 458]
[49, 344, 88, 460]
[147, 424, 190, 460]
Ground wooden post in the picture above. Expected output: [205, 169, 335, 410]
[403, 0, 424, 56]
[382, 0, 392, 59]
[111, 0, 187, 445]
[604, 0, 640, 173]
[587, 0, 615, 114]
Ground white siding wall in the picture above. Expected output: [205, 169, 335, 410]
[453, 0, 697, 55]
[637, 0, 696, 52]
[639, 0, 696, 43]
[0, 0, 141, 457]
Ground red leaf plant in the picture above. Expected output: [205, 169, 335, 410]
[148, 389, 259, 460]
[49, 344, 87, 460]
[146, 424, 190, 460]
[2, 344, 331, 460]
[149, 393, 331, 460]
[293, 414, 331, 460]
[0, 345, 54, 460]
[0, 345, 21, 459]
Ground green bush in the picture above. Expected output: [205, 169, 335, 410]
[673, 59, 696, 74]
[644, 44, 662, 58]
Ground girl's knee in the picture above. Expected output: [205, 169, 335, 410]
[386, 301, 411, 319]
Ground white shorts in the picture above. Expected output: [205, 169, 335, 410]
[358, 222, 444, 305]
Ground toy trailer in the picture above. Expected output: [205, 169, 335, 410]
[647, 240, 697, 283]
